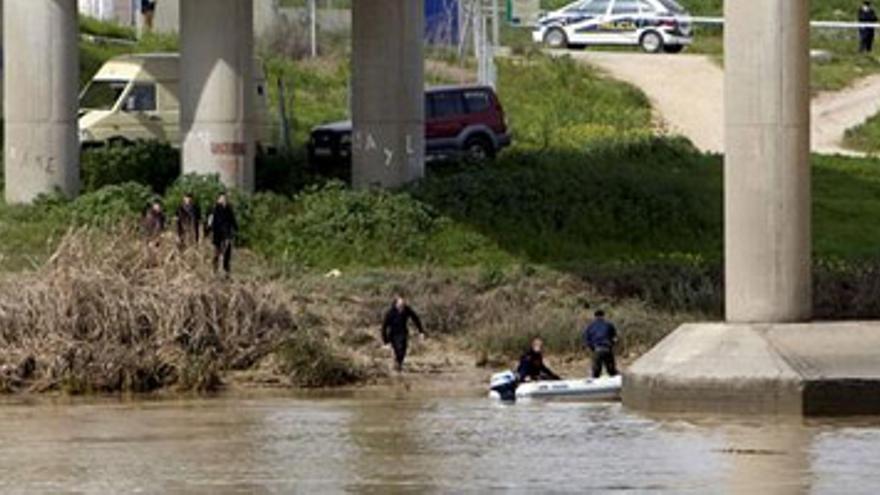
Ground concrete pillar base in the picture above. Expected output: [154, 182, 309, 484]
[623, 323, 880, 416]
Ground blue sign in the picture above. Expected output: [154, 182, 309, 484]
[426, 0, 460, 45]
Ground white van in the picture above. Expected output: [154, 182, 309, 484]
[78, 53, 275, 151]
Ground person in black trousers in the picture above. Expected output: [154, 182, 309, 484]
[583, 310, 619, 379]
[176, 192, 201, 248]
[206, 193, 238, 274]
[859, 1, 878, 53]
[381, 296, 426, 372]
[141, 0, 157, 32]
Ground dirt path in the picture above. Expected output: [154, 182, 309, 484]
[567, 51, 725, 153]
[812, 74, 880, 155]
[565, 50, 880, 155]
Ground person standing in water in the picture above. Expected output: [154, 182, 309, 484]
[381, 296, 426, 372]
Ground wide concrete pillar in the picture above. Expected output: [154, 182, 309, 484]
[181, 0, 255, 191]
[351, 0, 425, 188]
[4, 0, 79, 203]
[724, 0, 812, 323]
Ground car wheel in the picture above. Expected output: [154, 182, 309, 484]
[663, 44, 684, 54]
[464, 137, 494, 163]
[640, 31, 664, 54]
[544, 28, 568, 49]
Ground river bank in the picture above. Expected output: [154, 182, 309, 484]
[0, 227, 684, 396]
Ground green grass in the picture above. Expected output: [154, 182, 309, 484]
[497, 55, 653, 150]
[844, 112, 880, 154]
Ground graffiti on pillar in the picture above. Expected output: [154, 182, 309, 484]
[211, 142, 247, 156]
[7, 146, 58, 176]
[384, 148, 394, 167]
[353, 131, 379, 153]
[365, 133, 378, 152]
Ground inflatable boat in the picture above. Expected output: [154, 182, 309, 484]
[488, 371, 622, 402]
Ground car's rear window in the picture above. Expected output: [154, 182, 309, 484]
[613, 0, 639, 15]
[430, 92, 465, 118]
[463, 91, 491, 114]
[657, 0, 686, 14]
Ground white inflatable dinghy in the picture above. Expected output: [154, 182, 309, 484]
[488, 371, 622, 401]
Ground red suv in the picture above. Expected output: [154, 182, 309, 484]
[308, 85, 511, 166]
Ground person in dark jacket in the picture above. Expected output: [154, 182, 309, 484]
[517, 337, 560, 382]
[141, 0, 157, 32]
[142, 199, 166, 241]
[583, 310, 619, 378]
[381, 296, 426, 372]
[176, 192, 201, 248]
[859, 1, 879, 53]
[206, 193, 238, 273]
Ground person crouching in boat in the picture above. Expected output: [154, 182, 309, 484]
[517, 337, 561, 382]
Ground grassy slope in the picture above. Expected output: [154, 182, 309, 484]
[844, 113, 880, 154]
[5, 17, 880, 378]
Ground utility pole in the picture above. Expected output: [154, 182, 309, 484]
[491, 0, 500, 49]
[309, 0, 317, 58]
[473, 0, 498, 87]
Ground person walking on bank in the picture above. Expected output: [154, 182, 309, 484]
[381, 296, 426, 372]
[206, 192, 238, 274]
[859, 1, 878, 53]
[176, 192, 202, 248]
[142, 199, 166, 242]
[583, 310, 619, 379]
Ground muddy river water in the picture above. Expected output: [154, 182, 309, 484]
[0, 391, 879, 494]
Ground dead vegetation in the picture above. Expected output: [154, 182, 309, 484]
[0, 228, 360, 394]
[0, 228, 691, 395]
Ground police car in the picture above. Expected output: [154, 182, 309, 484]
[532, 0, 693, 53]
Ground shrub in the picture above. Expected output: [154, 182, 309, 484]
[81, 140, 180, 194]
[67, 182, 154, 227]
[413, 139, 722, 265]
[264, 182, 440, 267]
[255, 149, 314, 194]
[275, 331, 362, 388]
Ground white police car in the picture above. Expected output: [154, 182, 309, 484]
[532, 0, 693, 53]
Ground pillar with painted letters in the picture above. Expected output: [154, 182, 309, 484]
[351, 0, 425, 188]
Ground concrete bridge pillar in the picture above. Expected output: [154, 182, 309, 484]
[351, 0, 425, 188]
[4, 0, 79, 203]
[724, 0, 812, 323]
[620, 2, 880, 416]
[181, 0, 255, 191]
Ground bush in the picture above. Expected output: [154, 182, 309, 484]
[81, 141, 179, 194]
[67, 182, 154, 227]
[263, 181, 440, 267]
[413, 138, 722, 265]
[255, 149, 314, 194]
[275, 331, 362, 388]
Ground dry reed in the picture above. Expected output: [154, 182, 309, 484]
[0, 227, 300, 394]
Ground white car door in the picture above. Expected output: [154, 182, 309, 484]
[606, 0, 642, 45]
[568, 0, 613, 45]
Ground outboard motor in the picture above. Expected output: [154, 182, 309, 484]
[489, 370, 519, 402]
